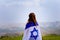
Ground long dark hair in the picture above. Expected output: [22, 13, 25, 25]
[28, 12, 37, 25]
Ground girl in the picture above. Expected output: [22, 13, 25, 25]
[23, 12, 42, 40]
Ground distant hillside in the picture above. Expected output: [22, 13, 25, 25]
[40, 21, 60, 35]
[0, 21, 60, 36]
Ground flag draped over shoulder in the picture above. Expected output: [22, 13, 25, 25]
[23, 22, 42, 40]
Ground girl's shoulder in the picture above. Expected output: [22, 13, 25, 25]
[25, 22, 38, 29]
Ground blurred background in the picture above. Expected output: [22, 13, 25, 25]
[0, 0, 60, 40]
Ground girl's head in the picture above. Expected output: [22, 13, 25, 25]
[28, 12, 37, 25]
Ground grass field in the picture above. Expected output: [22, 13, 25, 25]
[42, 34, 60, 40]
[0, 34, 60, 40]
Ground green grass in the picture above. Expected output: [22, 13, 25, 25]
[0, 34, 60, 40]
[0, 35, 23, 40]
[42, 34, 60, 40]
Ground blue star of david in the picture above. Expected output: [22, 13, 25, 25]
[30, 27, 38, 40]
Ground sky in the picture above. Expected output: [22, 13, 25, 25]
[0, 0, 60, 24]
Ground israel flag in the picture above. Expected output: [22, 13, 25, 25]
[23, 22, 42, 40]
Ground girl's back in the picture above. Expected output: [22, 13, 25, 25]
[22, 12, 42, 40]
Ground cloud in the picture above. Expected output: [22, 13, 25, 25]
[0, 0, 60, 24]
[40, 0, 60, 22]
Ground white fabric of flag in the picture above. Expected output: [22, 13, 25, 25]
[23, 26, 42, 40]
